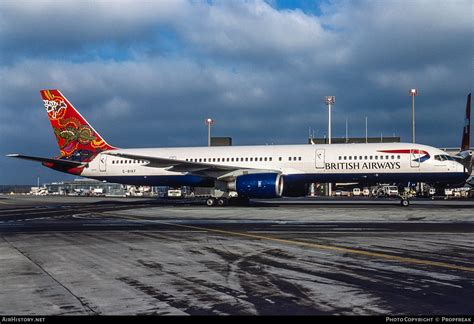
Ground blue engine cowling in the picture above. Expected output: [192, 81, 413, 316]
[235, 173, 284, 198]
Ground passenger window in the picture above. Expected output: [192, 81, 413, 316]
[269, 157, 272, 161]
[391, 155, 394, 159]
[354, 156, 357, 160]
[199, 158, 202, 162]
[397, 155, 400, 159]
[369, 156, 373, 160]
[375, 156, 378, 160]
[385, 156, 389, 160]
[245, 157, 248, 162]
[338, 156, 341, 160]
[250, 157, 253, 161]
[289, 157, 292, 161]
[359, 156, 363, 160]
[298, 157, 302, 161]
[349, 156, 352, 160]
[264, 157, 267, 161]
[364, 156, 367, 160]
[344, 156, 347, 160]
[279, 157, 282, 161]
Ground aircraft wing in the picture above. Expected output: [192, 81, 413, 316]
[7, 154, 84, 168]
[104, 152, 278, 180]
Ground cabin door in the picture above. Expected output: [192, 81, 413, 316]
[410, 149, 420, 168]
[99, 154, 107, 172]
[315, 149, 325, 169]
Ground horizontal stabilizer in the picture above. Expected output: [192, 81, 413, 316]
[7, 154, 84, 168]
[454, 150, 473, 161]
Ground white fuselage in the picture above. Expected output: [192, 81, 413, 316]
[81, 142, 467, 187]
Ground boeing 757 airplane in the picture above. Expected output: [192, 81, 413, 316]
[8, 90, 472, 206]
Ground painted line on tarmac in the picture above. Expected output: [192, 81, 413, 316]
[165, 222, 474, 273]
[102, 213, 474, 273]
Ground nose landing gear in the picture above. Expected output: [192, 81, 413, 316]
[400, 198, 410, 207]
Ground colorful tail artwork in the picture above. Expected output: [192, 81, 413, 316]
[41, 89, 116, 162]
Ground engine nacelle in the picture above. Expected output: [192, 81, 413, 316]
[234, 173, 283, 198]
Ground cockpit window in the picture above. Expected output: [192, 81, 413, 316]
[435, 154, 455, 161]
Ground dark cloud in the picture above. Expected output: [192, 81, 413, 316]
[0, 0, 472, 184]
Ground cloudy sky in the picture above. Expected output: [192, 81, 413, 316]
[0, 0, 472, 185]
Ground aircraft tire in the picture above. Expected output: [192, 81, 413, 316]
[206, 198, 216, 207]
[400, 199, 410, 207]
[217, 198, 228, 207]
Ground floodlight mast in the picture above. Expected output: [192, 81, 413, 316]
[410, 88, 417, 143]
[324, 96, 335, 196]
[324, 96, 335, 144]
[205, 118, 214, 147]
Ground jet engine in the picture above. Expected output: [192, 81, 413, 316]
[231, 173, 284, 198]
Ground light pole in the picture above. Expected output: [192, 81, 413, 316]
[205, 118, 214, 147]
[365, 116, 368, 143]
[345, 117, 348, 143]
[324, 96, 335, 196]
[324, 96, 335, 144]
[410, 88, 417, 143]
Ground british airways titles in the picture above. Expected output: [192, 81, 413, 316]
[325, 161, 401, 170]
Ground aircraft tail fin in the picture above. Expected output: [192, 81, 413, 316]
[40, 89, 116, 161]
[461, 93, 471, 151]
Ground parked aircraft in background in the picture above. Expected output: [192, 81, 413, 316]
[8, 90, 471, 206]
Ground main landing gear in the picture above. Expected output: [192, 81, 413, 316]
[205, 197, 250, 207]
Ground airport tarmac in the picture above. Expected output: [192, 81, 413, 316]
[0, 195, 473, 315]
